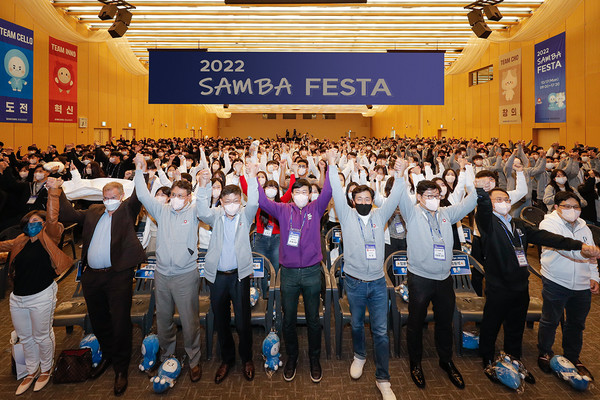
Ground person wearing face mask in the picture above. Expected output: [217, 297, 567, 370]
[94, 148, 134, 179]
[241, 173, 295, 274]
[0, 177, 73, 395]
[196, 165, 260, 384]
[140, 186, 171, 255]
[197, 178, 223, 253]
[257, 162, 332, 384]
[328, 151, 404, 400]
[536, 191, 600, 380]
[226, 159, 244, 186]
[57, 177, 146, 396]
[397, 177, 477, 390]
[23, 165, 49, 213]
[475, 186, 600, 386]
[544, 169, 587, 212]
[133, 154, 203, 385]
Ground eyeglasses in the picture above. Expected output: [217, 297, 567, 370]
[559, 204, 581, 211]
[170, 194, 188, 200]
[421, 194, 440, 200]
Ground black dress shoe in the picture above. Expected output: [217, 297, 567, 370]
[114, 372, 128, 396]
[90, 359, 112, 380]
[214, 363, 231, 384]
[574, 360, 594, 381]
[243, 361, 255, 381]
[482, 360, 500, 384]
[283, 358, 297, 382]
[439, 360, 465, 389]
[310, 358, 322, 383]
[410, 365, 426, 389]
[537, 354, 552, 374]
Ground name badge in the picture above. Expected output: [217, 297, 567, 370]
[263, 224, 273, 238]
[287, 229, 301, 247]
[515, 247, 528, 267]
[395, 222, 405, 234]
[433, 244, 446, 261]
[365, 244, 377, 260]
[27, 195, 37, 205]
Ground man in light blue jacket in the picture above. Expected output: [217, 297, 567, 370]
[327, 149, 404, 400]
[397, 174, 477, 390]
[133, 154, 203, 383]
[196, 164, 259, 384]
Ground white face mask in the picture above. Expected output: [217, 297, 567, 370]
[311, 193, 319, 201]
[560, 208, 581, 223]
[223, 203, 240, 216]
[167, 171, 175, 178]
[144, 156, 151, 161]
[408, 163, 416, 168]
[109, 157, 117, 164]
[298, 167, 307, 176]
[258, 178, 266, 186]
[439, 186, 448, 197]
[265, 187, 278, 199]
[293, 193, 309, 208]
[423, 198, 440, 212]
[155, 196, 167, 205]
[267, 165, 274, 173]
[212, 188, 221, 198]
[546, 163, 555, 169]
[85, 169, 92, 175]
[555, 176, 567, 185]
[582, 156, 590, 163]
[170, 197, 186, 211]
[34, 172, 45, 181]
[19, 171, 29, 179]
[103, 199, 121, 212]
[474, 160, 483, 166]
[445, 175, 456, 183]
[82, 159, 90, 165]
[493, 202, 511, 216]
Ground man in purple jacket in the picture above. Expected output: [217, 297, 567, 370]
[258, 174, 332, 383]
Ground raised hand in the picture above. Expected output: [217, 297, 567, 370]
[513, 162, 524, 173]
[154, 158, 162, 169]
[197, 169, 211, 187]
[395, 158, 408, 176]
[247, 162, 259, 178]
[326, 149, 337, 165]
[581, 244, 600, 259]
[134, 153, 146, 170]
[46, 177, 63, 189]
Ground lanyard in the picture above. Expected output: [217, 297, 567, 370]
[31, 181, 46, 196]
[289, 209, 307, 232]
[357, 216, 375, 242]
[498, 219, 524, 249]
[422, 210, 444, 244]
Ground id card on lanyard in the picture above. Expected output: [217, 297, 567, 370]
[287, 210, 307, 248]
[28, 182, 44, 205]
[263, 223, 274, 238]
[500, 222, 528, 267]
[358, 217, 377, 260]
[424, 211, 446, 261]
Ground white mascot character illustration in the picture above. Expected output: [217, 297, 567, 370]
[502, 69, 517, 101]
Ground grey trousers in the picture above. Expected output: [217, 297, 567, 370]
[155, 269, 202, 367]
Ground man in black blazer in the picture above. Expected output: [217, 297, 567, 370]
[58, 181, 146, 396]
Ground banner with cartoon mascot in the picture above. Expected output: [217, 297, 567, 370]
[535, 32, 566, 123]
[0, 18, 33, 123]
[49, 36, 77, 123]
[499, 48, 522, 125]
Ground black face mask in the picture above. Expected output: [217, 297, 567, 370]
[355, 203, 372, 216]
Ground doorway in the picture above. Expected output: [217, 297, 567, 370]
[437, 129, 447, 139]
[122, 128, 136, 141]
[532, 128, 560, 149]
[93, 128, 111, 144]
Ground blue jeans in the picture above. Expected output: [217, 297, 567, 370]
[253, 233, 280, 274]
[344, 275, 390, 381]
[537, 277, 592, 363]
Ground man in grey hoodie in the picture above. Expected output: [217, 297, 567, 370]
[327, 149, 404, 400]
[134, 154, 203, 383]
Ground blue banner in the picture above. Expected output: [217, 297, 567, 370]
[149, 51, 444, 105]
[0, 18, 33, 123]
[535, 32, 566, 123]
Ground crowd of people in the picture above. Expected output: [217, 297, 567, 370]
[0, 135, 599, 399]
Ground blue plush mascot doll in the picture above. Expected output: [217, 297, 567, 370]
[150, 357, 182, 394]
[139, 334, 160, 372]
[262, 331, 283, 377]
[79, 334, 102, 368]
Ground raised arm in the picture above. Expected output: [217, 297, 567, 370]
[377, 160, 406, 222]
[327, 151, 351, 222]
[43, 178, 65, 244]
[244, 163, 260, 221]
[195, 169, 219, 226]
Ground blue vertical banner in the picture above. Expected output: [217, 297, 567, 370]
[0, 18, 33, 123]
[535, 32, 566, 123]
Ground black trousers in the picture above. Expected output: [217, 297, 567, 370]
[209, 273, 252, 365]
[81, 267, 134, 375]
[406, 271, 455, 365]
[479, 286, 529, 362]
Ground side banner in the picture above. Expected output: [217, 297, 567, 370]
[0, 18, 33, 123]
[535, 32, 566, 123]
[49, 37, 77, 123]
[499, 48, 522, 124]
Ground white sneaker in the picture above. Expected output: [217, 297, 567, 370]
[350, 356, 366, 379]
[376, 381, 397, 400]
